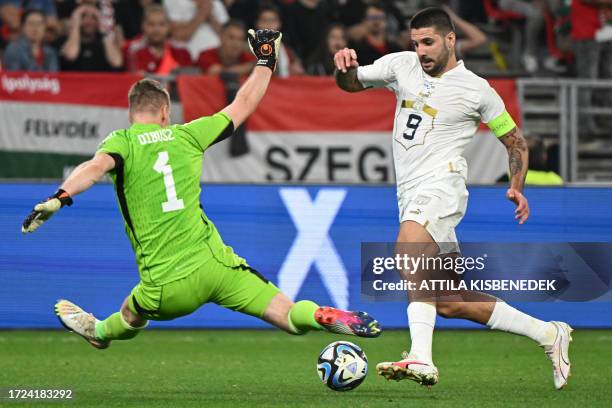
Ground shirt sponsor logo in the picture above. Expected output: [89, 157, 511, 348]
[2, 74, 60, 95]
[137, 129, 174, 145]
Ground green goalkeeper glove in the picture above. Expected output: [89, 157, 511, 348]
[22, 189, 73, 233]
[247, 29, 282, 72]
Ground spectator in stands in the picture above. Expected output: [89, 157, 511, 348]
[598, 7, 612, 41]
[60, 3, 123, 71]
[284, 0, 331, 61]
[547, 0, 573, 55]
[255, 5, 303, 77]
[0, 0, 61, 41]
[497, 0, 545, 72]
[223, 0, 264, 28]
[0, 0, 21, 41]
[336, 0, 407, 45]
[572, 0, 612, 78]
[114, 0, 157, 41]
[55, 1, 127, 49]
[350, 3, 402, 65]
[56, 0, 96, 34]
[442, 5, 488, 58]
[126, 5, 192, 74]
[305, 23, 347, 76]
[164, 0, 229, 60]
[571, 0, 612, 131]
[195, 19, 254, 75]
[2, 8, 59, 71]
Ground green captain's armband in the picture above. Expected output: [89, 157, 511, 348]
[487, 111, 517, 138]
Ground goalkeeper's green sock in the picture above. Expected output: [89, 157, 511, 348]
[95, 312, 147, 341]
[288, 300, 324, 334]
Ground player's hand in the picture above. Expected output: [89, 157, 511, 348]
[334, 48, 359, 73]
[22, 189, 73, 234]
[247, 29, 282, 72]
[506, 188, 529, 224]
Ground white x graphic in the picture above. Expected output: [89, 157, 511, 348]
[278, 188, 349, 310]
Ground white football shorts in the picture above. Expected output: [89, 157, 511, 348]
[397, 157, 469, 254]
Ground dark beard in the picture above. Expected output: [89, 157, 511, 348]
[422, 48, 450, 77]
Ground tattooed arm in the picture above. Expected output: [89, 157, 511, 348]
[499, 127, 530, 224]
[499, 127, 528, 191]
[333, 48, 367, 93]
[335, 67, 367, 93]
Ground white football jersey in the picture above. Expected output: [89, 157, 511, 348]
[357, 51, 506, 187]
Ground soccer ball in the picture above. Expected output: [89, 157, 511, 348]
[316, 341, 368, 391]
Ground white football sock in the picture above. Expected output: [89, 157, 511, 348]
[407, 302, 437, 364]
[487, 302, 556, 346]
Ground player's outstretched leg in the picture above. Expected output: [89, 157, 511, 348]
[55, 297, 148, 350]
[376, 351, 438, 387]
[376, 221, 440, 386]
[376, 302, 438, 386]
[55, 299, 110, 349]
[314, 306, 381, 338]
[485, 302, 573, 389]
[429, 299, 573, 389]
[262, 295, 381, 338]
[543, 321, 573, 390]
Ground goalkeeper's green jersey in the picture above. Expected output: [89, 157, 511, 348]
[97, 112, 244, 285]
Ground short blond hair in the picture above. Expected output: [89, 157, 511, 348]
[128, 78, 170, 115]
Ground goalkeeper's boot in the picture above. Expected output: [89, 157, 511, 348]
[314, 307, 381, 338]
[376, 352, 439, 387]
[55, 299, 109, 350]
[543, 321, 573, 390]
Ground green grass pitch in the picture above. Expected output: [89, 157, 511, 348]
[0, 329, 610, 407]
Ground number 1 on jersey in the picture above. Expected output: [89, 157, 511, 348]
[153, 151, 185, 213]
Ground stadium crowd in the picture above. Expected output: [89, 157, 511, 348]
[0, 0, 610, 80]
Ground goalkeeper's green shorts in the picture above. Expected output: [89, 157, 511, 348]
[127, 258, 280, 321]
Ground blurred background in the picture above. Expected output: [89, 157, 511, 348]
[1, 0, 611, 329]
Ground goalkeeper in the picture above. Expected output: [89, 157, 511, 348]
[22, 30, 381, 349]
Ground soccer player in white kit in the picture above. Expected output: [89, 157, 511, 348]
[334, 7, 573, 390]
